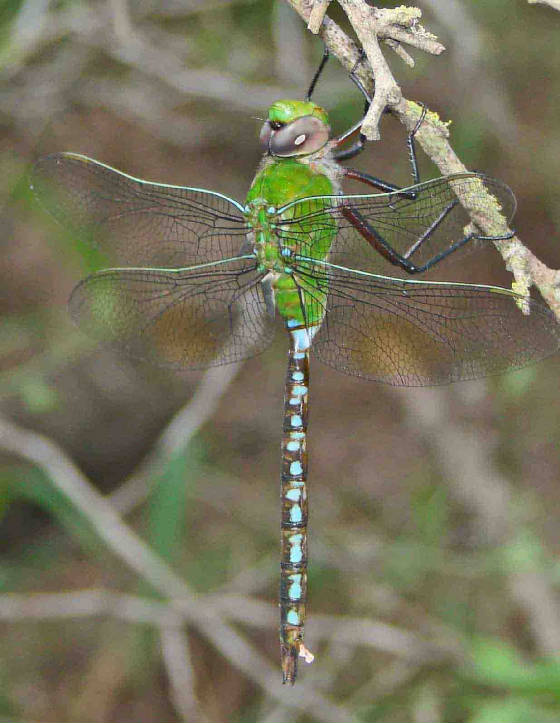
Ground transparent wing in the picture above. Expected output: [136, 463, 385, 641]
[275, 173, 516, 278]
[293, 259, 559, 386]
[31, 153, 249, 267]
[68, 257, 274, 368]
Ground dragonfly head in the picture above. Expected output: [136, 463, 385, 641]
[260, 100, 330, 158]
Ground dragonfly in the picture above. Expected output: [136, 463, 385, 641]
[30, 53, 560, 684]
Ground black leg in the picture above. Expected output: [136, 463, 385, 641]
[306, 47, 330, 101]
[341, 204, 514, 275]
[333, 134, 367, 162]
[337, 104, 429, 193]
[332, 47, 427, 184]
[331, 58, 372, 162]
[402, 199, 459, 259]
[333, 51, 372, 150]
[348, 50, 372, 105]
[343, 168, 418, 199]
[406, 103, 427, 185]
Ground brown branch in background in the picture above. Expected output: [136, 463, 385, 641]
[159, 627, 207, 723]
[6, 3, 295, 111]
[0, 589, 461, 664]
[109, 364, 241, 514]
[288, 0, 560, 320]
[0, 414, 359, 723]
[420, 0, 521, 148]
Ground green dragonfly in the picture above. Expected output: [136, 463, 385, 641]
[31, 59, 560, 683]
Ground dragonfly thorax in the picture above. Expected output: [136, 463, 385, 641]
[245, 199, 283, 271]
[245, 198, 275, 227]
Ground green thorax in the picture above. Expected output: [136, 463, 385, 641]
[246, 156, 333, 209]
[245, 156, 337, 328]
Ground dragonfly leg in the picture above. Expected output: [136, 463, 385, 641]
[306, 46, 370, 162]
[402, 199, 460, 260]
[348, 49, 372, 105]
[306, 46, 330, 101]
[332, 133, 367, 163]
[407, 103, 427, 185]
[343, 167, 417, 198]
[343, 200, 515, 273]
[336, 103, 428, 186]
[332, 51, 373, 158]
[342, 203, 485, 274]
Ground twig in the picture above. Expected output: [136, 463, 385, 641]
[339, 2, 445, 139]
[207, 595, 463, 665]
[108, 0, 134, 43]
[0, 590, 183, 625]
[337, 0, 403, 139]
[3, 3, 296, 112]
[308, 0, 332, 33]
[75, 76, 225, 149]
[43, 5, 296, 112]
[420, 0, 521, 147]
[273, 1, 310, 86]
[288, 1, 444, 139]
[260, 704, 297, 723]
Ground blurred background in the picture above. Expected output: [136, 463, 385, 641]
[2, 0, 560, 721]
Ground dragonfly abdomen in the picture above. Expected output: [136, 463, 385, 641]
[279, 335, 314, 684]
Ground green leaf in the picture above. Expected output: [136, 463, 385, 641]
[467, 637, 560, 697]
[469, 697, 559, 723]
[146, 450, 191, 562]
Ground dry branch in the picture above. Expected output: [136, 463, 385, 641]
[308, 0, 332, 33]
[0, 589, 461, 663]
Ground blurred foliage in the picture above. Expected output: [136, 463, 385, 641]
[2, 0, 560, 722]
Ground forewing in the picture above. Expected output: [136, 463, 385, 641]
[297, 262, 559, 385]
[31, 153, 248, 267]
[68, 258, 274, 368]
[278, 173, 516, 278]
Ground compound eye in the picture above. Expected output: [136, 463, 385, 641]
[269, 115, 329, 157]
[259, 121, 273, 148]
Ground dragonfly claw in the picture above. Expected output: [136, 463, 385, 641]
[299, 642, 315, 664]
